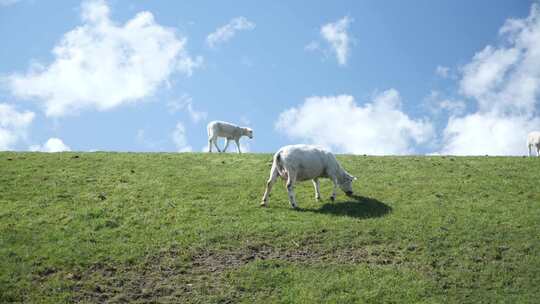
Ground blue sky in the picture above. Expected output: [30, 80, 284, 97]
[1, 0, 539, 155]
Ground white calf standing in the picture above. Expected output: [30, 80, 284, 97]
[207, 121, 253, 154]
[528, 131, 540, 157]
[261, 144, 356, 209]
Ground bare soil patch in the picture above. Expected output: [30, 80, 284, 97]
[67, 244, 405, 303]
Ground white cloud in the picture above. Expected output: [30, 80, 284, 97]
[240, 56, 254, 68]
[304, 41, 320, 52]
[167, 94, 207, 123]
[276, 90, 434, 155]
[439, 99, 466, 115]
[206, 17, 255, 48]
[441, 114, 540, 155]
[239, 115, 251, 126]
[239, 141, 251, 153]
[136, 129, 146, 143]
[171, 122, 192, 152]
[425, 91, 466, 116]
[8, 0, 201, 117]
[459, 46, 521, 111]
[0, 103, 35, 151]
[320, 16, 353, 66]
[0, 0, 20, 6]
[440, 3, 540, 155]
[29, 137, 71, 152]
[435, 65, 450, 78]
[135, 129, 166, 151]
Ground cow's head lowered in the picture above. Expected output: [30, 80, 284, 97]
[339, 172, 357, 196]
[243, 128, 253, 139]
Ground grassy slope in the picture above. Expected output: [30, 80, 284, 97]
[0, 152, 539, 303]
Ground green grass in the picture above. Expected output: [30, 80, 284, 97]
[1, 152, 539, 303]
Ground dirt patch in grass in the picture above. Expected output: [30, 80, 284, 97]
[192, 243, 405, 269]
[67, 244, 405, 303]
[70, 249, 211, 303]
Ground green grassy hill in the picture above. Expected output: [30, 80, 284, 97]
[1, 152, 539, 303]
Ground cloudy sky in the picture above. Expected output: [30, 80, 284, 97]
[1, 0, 539, 155]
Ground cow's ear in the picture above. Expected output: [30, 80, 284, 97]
[353, 176, 357, 181]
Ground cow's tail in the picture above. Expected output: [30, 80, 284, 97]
[273, 151, 285, 177]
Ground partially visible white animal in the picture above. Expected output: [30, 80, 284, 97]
[528, 131, 540, 157]
[261, 144, 356, 209]
[207, 121, 253, 154]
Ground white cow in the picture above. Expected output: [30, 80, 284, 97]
[528, 131, 540, 157]
[207, 121, 253, 154]
[261, 144, 356, 209]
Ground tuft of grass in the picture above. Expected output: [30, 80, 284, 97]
[0, 152, 539, 303]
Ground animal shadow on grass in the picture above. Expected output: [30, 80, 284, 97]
[299, 195, 392, 219]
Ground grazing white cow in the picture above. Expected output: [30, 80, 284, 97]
[207, 121, 253, 154]
[528, 131, 540, 157]
[261, 144, 356, 209]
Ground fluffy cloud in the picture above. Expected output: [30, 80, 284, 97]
[439, 100, 466, 115]
[0, 0, 20, 6]
[206, 17, 255, 48]
[304, 41, 320, 52]
[239, 116, 251, 126]
[29, 138, 71, 152]
[276, 90, 433, 155]
[135, 129, 166, 151]
[435, 65, 450, 78]
[441, 114, 540, 155]
[172, 122, 192, 152]
[321, 16, 353, 66]
[307, 16, 353, 66]
[440, 3, 540, 155]
[459, 46, 521, 111]
[167, 94, 207, 123]
[425, 91, 466, 116]
[8, 0, 201, 117]
[0, 103, 35, 150]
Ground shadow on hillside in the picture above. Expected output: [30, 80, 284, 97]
[299, 195, 392, 219]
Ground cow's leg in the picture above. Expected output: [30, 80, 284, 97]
[529, 144, 532, 157]
[286, 172, 298, 209]
[212, 137, 221, 153]
[330, 177, 338, 201]
[235, 139, 242, 154]
[223, 138, 230, 152]
[261, 163, 279, 207]
[537, 145, 540, 157]
[208, 138, 213, 152]
[312, 178, 321, 201]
